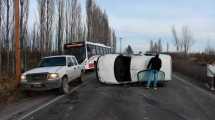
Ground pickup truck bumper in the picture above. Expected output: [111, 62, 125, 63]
[20, 79, 62, 91]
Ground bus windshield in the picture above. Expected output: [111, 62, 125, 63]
[64, 45, 86, 64]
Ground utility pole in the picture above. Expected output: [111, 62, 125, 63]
[15, 0, 21, 84]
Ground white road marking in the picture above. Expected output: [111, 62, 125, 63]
[17, 95, 65, 120]
[17, 82, 88, 120]
[173, 74, 215, 100]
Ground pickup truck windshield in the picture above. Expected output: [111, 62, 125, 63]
[39, 57, 66, 67]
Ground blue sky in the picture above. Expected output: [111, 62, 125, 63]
[30, 0, 215, 52]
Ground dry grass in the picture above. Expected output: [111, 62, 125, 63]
[190, 53, 215, 64]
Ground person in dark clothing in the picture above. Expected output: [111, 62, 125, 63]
[146, 54, 162, 89]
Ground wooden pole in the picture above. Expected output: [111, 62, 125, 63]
[15, 0, 21, 84]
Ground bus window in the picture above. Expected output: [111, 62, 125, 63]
[103, 48, 106, 54]
[87, 44, 96, 58]
[99, 47, 102, 55]
[101, 47, 104, 55]
[97, 47, 100, 55]
[95, 46, 98, 54]
[87, 45, 92, 58]
[92, 46, 96, 56]
[106, 48, 108, 54]
[105, 48, 107, 54]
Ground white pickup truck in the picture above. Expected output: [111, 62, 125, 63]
[20, 55, 83, 94]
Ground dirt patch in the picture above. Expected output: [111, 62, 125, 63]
[0, 77, 26, 105]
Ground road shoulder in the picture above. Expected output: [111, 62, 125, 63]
[173, 72, 215, 95]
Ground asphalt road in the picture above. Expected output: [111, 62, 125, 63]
[7, 72, 215, 120]
[0, 90, 59, 120]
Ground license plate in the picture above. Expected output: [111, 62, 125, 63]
[32, 83, 42, 87]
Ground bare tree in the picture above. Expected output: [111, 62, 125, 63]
[20, 0, 29, 48]
[38, 0, 46, 56]
[45, 0, 55, 54]
[31, 23, 38, 51]
[205, 40, 215, 55]
[181, 26, 194, 55]
[20, 0, 29, 70]
[0, 0, 4, 76]
[86, 0, 112, 45]
[154, 42, 158, 53]
[65, 0, 83, 43]
[149, 40, 153, 52]
[3, 0, 14, 73]
[56, 0, 64, 53]
[0, 0, 3, 42]
[158, 38, 162, 52]
[86, 0, 94, 42]
[78, 1, 84, 42]
[111, 30, 117, 53]
[5, 0, 11, 49]
[172, 26, 180, 52]
[149, 39, 162, 53]
[166, 42, 169, 52]
[37, 0, 55, 56]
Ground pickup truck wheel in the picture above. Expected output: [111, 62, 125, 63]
[60, 77, 70, 94]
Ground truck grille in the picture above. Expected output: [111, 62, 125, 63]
[26, 73, 48, 82]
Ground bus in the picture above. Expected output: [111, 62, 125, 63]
[64, 41, 112, 70]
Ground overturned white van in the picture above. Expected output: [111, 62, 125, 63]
[96, 54, 172, 85]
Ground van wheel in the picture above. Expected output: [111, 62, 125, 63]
[60, 77, 70, 94]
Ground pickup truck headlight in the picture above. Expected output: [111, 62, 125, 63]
[21, 75, 26, 80]
[48, 73, 59, 80]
